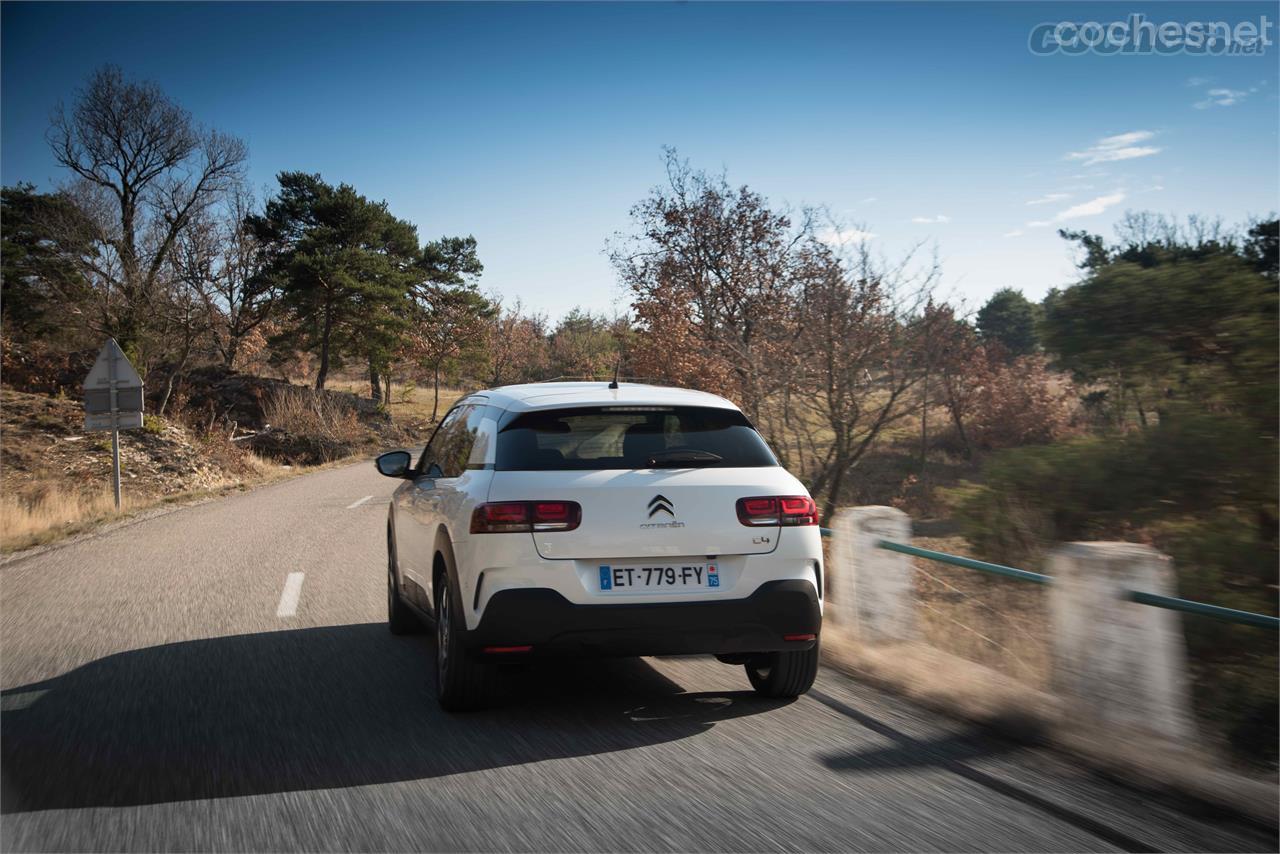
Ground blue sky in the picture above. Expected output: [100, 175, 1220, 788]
[3, 1, 1277, 319]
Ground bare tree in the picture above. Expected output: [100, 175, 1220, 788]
[484, 298, 549, 386]
[786, 234, 944, 517]
[612, 148, 813, 423]
[404, 284, 494, 421]
[151, 266, 213, 416]
[614, 152, 955, 516]
[174, 185, 276, 371]
[930, 305, 984, 460]
[46, 65, 247, 365]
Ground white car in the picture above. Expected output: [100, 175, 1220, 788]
[376, 381, 823, 711]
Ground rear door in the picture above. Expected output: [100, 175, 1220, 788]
[490, 468, 784, 559]
[487, 405, 795, 559]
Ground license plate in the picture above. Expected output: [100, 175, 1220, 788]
[598, 563, 718, 593]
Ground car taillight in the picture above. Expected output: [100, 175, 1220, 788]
[470, 501, 581, 534]
[736, 495, 819, 527]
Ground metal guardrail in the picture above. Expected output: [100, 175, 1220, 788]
[816, 532, 1280, 631]
[876, 539, 1053, 585]
[1125, 591, 1280, 630]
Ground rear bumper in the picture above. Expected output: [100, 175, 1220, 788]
[463, 579, 821, 656]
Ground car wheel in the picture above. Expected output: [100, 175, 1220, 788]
[434, 573, 489, 712]
[387, 539, 419, 635]
[745, 642, 819, 698]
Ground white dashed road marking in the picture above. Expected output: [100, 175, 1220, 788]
[276, 572, 305, 617]
[346, 495, 373, 509]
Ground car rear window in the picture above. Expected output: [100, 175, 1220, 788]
[495, 406, 778, 471]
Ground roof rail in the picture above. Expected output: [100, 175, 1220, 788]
[540, 375, 664, 384]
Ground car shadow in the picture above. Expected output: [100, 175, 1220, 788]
[0, 623, 785, 812]
[821, 728, 1025, 773]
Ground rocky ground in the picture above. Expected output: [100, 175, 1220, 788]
[1, 374, 421, 551]
[1, 390, 248, 502]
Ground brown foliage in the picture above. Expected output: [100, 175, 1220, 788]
[0, 336, 96, 396]
[614, 152, 956, 514]
[482, 300, 550, 386]
[615, 154, 1087, 519]
[613, 149, 809, 422]
[940, 343, 1079, 452]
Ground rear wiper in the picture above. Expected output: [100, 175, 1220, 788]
[645, 449, 724, 468]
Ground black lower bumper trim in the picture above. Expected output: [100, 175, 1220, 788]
[466, 579, 820, 656]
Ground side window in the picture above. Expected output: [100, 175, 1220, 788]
[464, 405, 495, 469]
[418, 406, 467, 473]
[434, 404, 480, 478]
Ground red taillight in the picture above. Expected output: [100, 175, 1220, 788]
[470, 502, 529, 533]
[742, 498, 778, 522]
[532, 501, 574, 529]
[471, 501, 581, 534]
[780, 496, 819, 525]
[783, 633, 817, 642]
[483, 645, 533, 654]
[736, 495, 818, 527]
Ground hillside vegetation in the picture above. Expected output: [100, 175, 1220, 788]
[0, 374, 430, 552]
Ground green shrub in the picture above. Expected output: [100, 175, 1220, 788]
[143, 415, 165, 435]
[960, 410, 1276, 564]
[959, 410, 1278, 769]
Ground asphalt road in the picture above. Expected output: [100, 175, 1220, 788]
[1, 460, 1274, 852]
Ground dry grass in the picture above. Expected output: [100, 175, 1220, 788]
[0, 385, 312, 554]
[0, 453, 310, 554]
[0, 483, 131, 551]
[909, 535, 1052, 690]
[821, 631, 1059, 733]
[324, 378, 468, 428]
[263, 385, 364, 443]
[0, 379, 399, 555]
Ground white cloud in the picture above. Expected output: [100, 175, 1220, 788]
[1097, 131, 1153, 148]
[1195, 88, 1247, 109]
[1025, 191, 1127, 228]
[1026, 193, 1071, 206]
[859, 196, 878, 204]
[819, 227, 877, 246]
[1002, 229, 1024, 238]
[910, 214, 951, 224]
[1186, 76, 1211, 87]
[1056, 192, 1126, 219]
[1066, 131, 1161, 166]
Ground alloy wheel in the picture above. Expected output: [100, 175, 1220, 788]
[437, 583, 451, 679]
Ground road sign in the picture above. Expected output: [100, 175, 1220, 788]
[84, 338, 143, 392]
[82, 339, 145, 509]
[84, 411, 144, 431]
[85, 387, 144, 414]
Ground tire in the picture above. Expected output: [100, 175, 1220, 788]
[745, 642, 820, 698]
[434, 573, 489, 712]
[387, 537, 419, 635]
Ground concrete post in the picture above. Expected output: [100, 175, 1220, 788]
[828, 506, 915, 643]
[1048, 542, 1196, 742]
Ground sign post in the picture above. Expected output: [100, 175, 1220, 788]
[83, 339, 144, 509]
